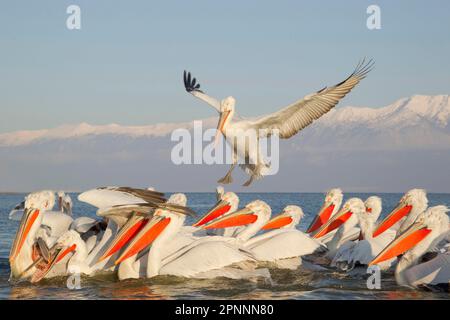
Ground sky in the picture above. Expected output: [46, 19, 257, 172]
[1, 0, 450, 134]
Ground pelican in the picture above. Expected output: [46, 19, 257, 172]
[331, 196, 396, 270]
[9, 191, 73, 281]
[203, 203, 325, 266]
[261, 205, 303, 230]
[312, 198, 366, 260]
[307, 188, 344, 245]
[57, 191, 73, 215]
[23, 191, 195, 282]
[75, 186, 180, 273]
[28, 230, 88, 283]
[190, 187, 241, 237]
[184, 60, 373, 186]
[96, 193, 195, 269]
[9, 190, 73, 221]
[370, 206, 450, 290]
[372, 189, 428, 238]
[113, 198, 268, 280]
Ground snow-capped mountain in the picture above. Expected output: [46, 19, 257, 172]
[1, 95, 449, 148]
[1, 95, 449, 192]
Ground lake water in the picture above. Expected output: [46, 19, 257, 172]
[1, 192, 449, 300]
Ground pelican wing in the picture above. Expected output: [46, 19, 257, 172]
[184, 71, 221, 111]
[249, 59, 374, 139]
[98, 186, 166, 204]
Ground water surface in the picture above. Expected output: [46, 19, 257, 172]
[1, 192, 449, 300]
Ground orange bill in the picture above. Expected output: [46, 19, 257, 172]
[369, 223, 431, 266]
[192, 200, 232, 227]
[203, 207, 257, 230]
[98, 215, 149, 262]
[312, 209, 353, 239]
[214, 110, 231, 145]
[9, 209, 40, 263]
[30, 244, 77, 283]
[261, 214, 293, 230]
[372, 204, 413, 238]
[306, 204, 335, 233]
[115, 216, 171, 265]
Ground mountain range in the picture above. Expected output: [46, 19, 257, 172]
[1, 95, 449, 192]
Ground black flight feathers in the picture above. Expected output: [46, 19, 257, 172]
[183, 70, 203, 93]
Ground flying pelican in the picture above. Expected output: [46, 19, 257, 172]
[184, 60, 373, 186]
[372, 189, 428, 238]
[370, 206, 450, 290]
[331, 196, 396, 270]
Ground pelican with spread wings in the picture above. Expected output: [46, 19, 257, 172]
[184, 59, 373, 186]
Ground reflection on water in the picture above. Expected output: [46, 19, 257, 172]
[1, 192, 449, 300]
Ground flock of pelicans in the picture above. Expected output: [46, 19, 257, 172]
[7, 186, 450, 292]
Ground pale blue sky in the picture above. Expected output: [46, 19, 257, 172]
[1, 0, 449, 133]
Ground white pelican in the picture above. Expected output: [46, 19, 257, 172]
[76, 186, 181, 273]
[96, 193, 195, 268]
[307, 188, 344, 245]
[370, 206, 450, 290]
[28, 230, 88, 283]
[9, 191, 73, 281]
[372, 189, 428, 238]
[9, 190, 73, 221]
[184, 59, 373, 186]
[312, 198, 366, 260]
[190, 187, 240, 237]
[202, 203, 325, 266]
[57, 191, 73, 215]
[25, 192, 195, 282]
[260, 205, 303, 230]
[113, 198, 267, 280]
[331, 196, 396, 270]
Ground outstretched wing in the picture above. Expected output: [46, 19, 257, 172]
[183, 70, 221, 111]
[249, 59, 374, 139]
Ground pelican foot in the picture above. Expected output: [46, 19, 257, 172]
[242, 176, 254, 187]
[218, 174, 233, 185]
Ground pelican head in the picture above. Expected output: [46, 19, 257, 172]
[312, 198, 365, 239]
[115, 207, 187, 265]
[221, 96, 236, 112]
[9, 190, 55, 274]
[202, 199, 271, 231]
[193, 191, 239, 227]
[167, 193, 187, 206]
[307, 188, 343, 233]
[30, 230, 80, 283]
[216, 186, 225, 200]
[364, 196, 382, 221]
[372, 189, 428, 238]
[369, 205, 450, 270]
[262, 205, 304, 230]
[215, 96, 236, 144]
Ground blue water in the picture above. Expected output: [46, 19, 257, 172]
[1, 192, 449, 300]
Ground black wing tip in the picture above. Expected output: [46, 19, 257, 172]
[353, 57, 375, 79]
[183, 70, 203, 93]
